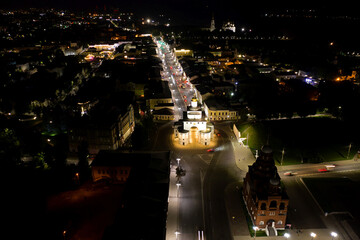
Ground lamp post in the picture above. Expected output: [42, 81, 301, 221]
[175, 230, 181, 240]
[176, 181, 181, 197]
[347, 143, 352, 159]
[176, 158, 181, 167]
[331, 232, 338, 240]
[310, 232, 316, 240]
[284, 233, 290, 238]
[253, 226, 259, 239]
[281, 148, 285, 165]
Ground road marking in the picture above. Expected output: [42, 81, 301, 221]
[198, 154, 213, 165]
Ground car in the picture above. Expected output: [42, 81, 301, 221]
[318, 168, 328, 172]
[284, 172, 293, 176]
[207, 148, 215, 152]
[325, 164, 336, 169]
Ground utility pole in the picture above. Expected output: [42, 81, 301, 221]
[347, 143, 352, 159]
[281, 148, 285, 165]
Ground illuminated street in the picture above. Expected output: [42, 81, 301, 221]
[153, 38, 360, 240]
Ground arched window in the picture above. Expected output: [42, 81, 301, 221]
[259, 221, 264, 225]
[277, 220, 283, 225]
[260, 203, 267, 210]
[279, 202, 285, 210]
[269, 200, 277, 209]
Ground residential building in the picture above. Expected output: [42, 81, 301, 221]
[68, 104, 135, 155]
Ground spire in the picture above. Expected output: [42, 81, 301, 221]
[210, 13, 215, 32]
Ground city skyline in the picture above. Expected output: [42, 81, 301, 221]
[1, 0, 359, 26]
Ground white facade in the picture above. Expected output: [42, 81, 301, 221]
[173, 97, 214, 145]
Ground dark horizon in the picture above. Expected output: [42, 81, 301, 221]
[1, 0, 359, 26]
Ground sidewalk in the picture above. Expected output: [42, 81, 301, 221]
[166, 165, 180, 240]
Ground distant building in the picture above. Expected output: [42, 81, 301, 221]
[243, 145, 289, 235]
[210, 14, 216, 32]
[222, 21, 236, 33]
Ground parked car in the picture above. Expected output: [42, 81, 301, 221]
[207, 148, 215, 152]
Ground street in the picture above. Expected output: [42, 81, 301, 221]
[154, 37, 360, 240]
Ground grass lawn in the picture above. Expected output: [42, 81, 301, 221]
[302, 177, 360, 216]
[236, 117, 360, 165]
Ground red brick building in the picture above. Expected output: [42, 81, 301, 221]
[243, 145, 289, 234]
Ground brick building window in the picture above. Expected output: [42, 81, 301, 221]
[260, 203, 266, 210]
[269, 201, 277, 209]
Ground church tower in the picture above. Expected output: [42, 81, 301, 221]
[210, 13, 215, 32]
[242, 145, 289, 235]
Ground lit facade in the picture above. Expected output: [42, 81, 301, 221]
[174, 97, 214, 145]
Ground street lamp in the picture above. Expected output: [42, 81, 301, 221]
[331, 232, 338, 239]
[253, 226, 259, 239]
[281, 148, 285, 165]
[176, 158, 181, 166]
[284, 233, 290, 238]
[176, 181, 181, 197]
[310, 232, 316, 239]
[175, 230, 181, 239]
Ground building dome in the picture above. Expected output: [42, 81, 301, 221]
[261, 145, 273, 154]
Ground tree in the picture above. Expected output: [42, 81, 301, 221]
[0, 128, 21, 167]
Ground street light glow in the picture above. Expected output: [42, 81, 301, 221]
[284, 233, 290, 238]
[331, 232, 338, 238]
[310, 232, 317, 238]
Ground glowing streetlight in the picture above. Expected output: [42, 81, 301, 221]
[175, 230, 181, 239]
[310, 232, 316, 239]
[331, 232, 338, 239]
[176, 158, 181, 166]
[253, 226, 259, 239]
[176, 181, 181, 197]
[284, 233, 290, 238]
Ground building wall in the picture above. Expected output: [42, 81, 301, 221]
[243, 178, 289, 230]
[147, 98, 173, 110]
[154, 114, 175, 121]
[92, 165, 131, 183]
[177, 131, 189, 145]
[69, 105, 135, 155]
[183, 121, 207, 131]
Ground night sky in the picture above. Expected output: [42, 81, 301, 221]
[1, 0, 358, 26]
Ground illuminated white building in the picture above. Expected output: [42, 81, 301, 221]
[222, 21, 236, 33]
[174, 97, 214, 145]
